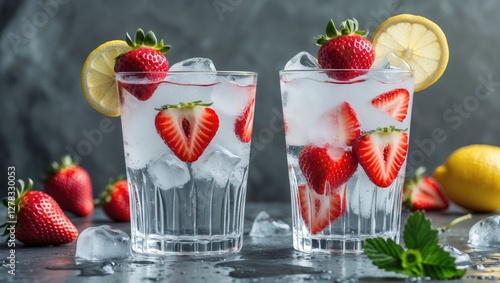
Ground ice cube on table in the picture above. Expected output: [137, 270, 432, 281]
[249, 211, 291, 237]
[147, 153, 191, 190]
[75, 225, 132, 261]
[191, 145, 241, 188]
[284, 51, 320, 70]
[469, 216, 500, 247]
[169, 57, 217, 72]
[441, 244, 472, 265]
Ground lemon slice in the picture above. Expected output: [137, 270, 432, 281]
[371, 14, 449, 92]
[81, 40, 131, 116]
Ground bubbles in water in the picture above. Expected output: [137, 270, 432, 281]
[284, 51, 320, 70]
[469, 216, 500, 247]
[147, 153, 190, 190]
[75, 225, 132, 261]
[249, 211, 291, 237]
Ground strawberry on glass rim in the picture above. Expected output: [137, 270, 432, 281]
[155, 100, 220, 163]
[114, 28, 171, 101]
[315, 18, 375, 80]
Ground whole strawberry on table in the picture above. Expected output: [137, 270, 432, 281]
[95, 176, 131, 222]
[2, 179, 78, 246]
[44, 155, 94, 217]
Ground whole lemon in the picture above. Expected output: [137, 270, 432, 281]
[433, 144, 500, 212]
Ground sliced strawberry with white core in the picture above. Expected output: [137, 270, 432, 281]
[235, 97, 255, 143]
[299, 145, 358, 194]
[353, 126, 408, 188]
[403, 166, 449, 211]
[371, 88, 410, 122]
[155, 100, 219, 162]
[298, 183, 346, 235]
[330, 102, 361, 146]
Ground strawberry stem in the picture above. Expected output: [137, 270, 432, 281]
[437, 214, 472, 233]
[155, 100, 214, 111]
[315, 18, 368, 46]
[125, 28, 171, 54]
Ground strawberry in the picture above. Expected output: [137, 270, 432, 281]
[298, 183, 346, 235]
[316, 18, 375, 80]
[329, 101, 360, 146]
[44, 155, 94, 217]
[2, 179, 78, 246]
[95, 176, 130, 222]
[298, 145, 358, 194]
[155, 100, 220, 162]
[353, 126, 409, 188]
[235, 97, 255, 143]
[114, 28, 171, 101]
[371, 88, 410, 122]
[403, 167, 449, 211]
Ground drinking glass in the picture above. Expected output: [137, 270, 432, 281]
[280, 69, 414, 253]
[117, 71, 257, 255]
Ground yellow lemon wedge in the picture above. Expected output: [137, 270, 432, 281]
[371, 14, 449, 92]
[81, 40, 131, 117]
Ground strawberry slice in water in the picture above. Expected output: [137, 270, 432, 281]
[371, 88, 410, 122]
[235, 97, 255, 143]
[155, 100, 219, 162]
[330, 101, 361, 146]
[298, 183, 346, 235]
[299, 145, 358, 194]
[353, 126, 409, 188]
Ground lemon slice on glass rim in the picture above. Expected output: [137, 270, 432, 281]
[371, 14, 449, 92]
[80, 40, 131, 117]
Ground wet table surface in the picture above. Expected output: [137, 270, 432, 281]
[1, 202, 499, 283]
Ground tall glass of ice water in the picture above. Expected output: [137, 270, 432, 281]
[280, 68, 414, 253]
[117, 71, 257, 255]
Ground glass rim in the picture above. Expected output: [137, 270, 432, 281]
[115, 71, 258, 77]
[279, 68, 413, 74]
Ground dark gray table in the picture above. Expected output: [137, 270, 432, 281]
[1, 202, 499, 283]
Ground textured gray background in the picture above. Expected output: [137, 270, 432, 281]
[2, 0, 500, 202]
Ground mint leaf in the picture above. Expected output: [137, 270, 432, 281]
[403, 211, 438, 252]
[364, 238, 406, 274]
[421, 245, 466, 279]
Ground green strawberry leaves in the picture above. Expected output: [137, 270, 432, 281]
[364, 211, 466, 280]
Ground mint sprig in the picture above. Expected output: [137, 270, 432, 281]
[364, 211, 466, 280]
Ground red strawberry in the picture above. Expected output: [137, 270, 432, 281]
[114, 28, 171, 101]
[44, 155, 94, 217]
[329, 101, 360, 146]
[316, 18, 375, 80]
[235, 97, 255, 143]
[353, 126, 409, 188]
[403, 167, 449, 211]
[155, 100, 220, 162]
[95, 177, 130, 222]
[298, 145, 358, 194]
[298, 183, 346, 235]
[2, 179, 78, 246]
[371, 88, 410, 122]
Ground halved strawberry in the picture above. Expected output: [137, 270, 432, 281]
[235, 97, 255, 143]
[371, 88, 410, 122]
[155, 100, 219, 162]
[403, 167, 449, 211]
[329, 102, 360, 146]
[298, 183, 346, 235]
[353, 126, 408, 188]
[299, 145, 358, 194]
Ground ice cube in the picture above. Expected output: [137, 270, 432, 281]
[75, 225, 132, 261]
[191, 145, 241, 188]
[249, 211, 291, 237]
[284, 51, 320, 70]
[147, 153, 191, 190]
[169, 57, 217, 72]
[469, 216, 500, 247]
[370, 53, 412, 82]
[441, 245, 472, 265]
